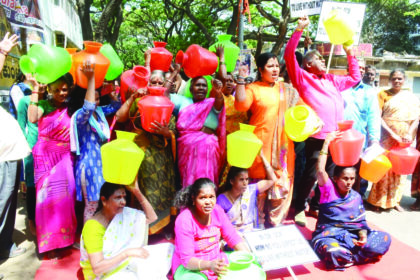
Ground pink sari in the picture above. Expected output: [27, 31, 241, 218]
[177, 98, 226, 187]
[32, 107, 76, 253]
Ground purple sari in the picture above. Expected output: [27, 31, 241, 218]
[32, 107, 76, 253]
[177, 98, 226, 187]
[312, 189, 391, 270]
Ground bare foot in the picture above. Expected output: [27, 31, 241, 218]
[394, 204, 405, 212]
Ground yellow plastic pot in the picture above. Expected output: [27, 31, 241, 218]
[101, 130, 144, 185]
[284, 105, 321, 142]
[227, 123, 263, 168]
[323, 9, 355, 45]
[359, 154, 392, 183]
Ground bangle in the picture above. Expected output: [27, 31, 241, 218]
[198, 259, 202, 271]
[296, 28, 304, 32]
[0, 49, 8, 56]
[220, 61, 225, 65]
[32, 91, 39, 94]
[238, 76, 246, 80]
[29, 101, 38, 106]
[319, 150, 328, 156]
[236, 81, 245, 85]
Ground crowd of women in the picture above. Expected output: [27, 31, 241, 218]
[4, 14, 420, 278]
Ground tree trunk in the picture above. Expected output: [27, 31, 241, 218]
[94, 0, 123, 43]
[75, 0, 94, 41]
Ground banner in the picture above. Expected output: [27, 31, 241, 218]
[0, 0, 43, 31]
[0, 6, 23, 91]
[290, 0, 325, 18]
[315, 1, 366, 45]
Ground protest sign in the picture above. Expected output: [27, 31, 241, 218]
[290, 0, 325, 18]
[315, 1, 366, 45]
[244, 225, 319, 272]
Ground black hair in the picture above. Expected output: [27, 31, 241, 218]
[389, 68, 406, 80]
[333, 165, 357, 179]
[96, 182, 126, 213]
[218, 167, 248, 195]
[173, 178, 216, 209]
[365, 64, 376, 72]
[295, 51, 303, 67]
[48, 72, 74, 89]
[256, 52, 278, 81]
[67, 85, 87, 116]
[15, 71, 25, 84]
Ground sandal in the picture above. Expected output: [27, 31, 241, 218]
[2, 243, 26, 259]
[394, 204, 405, 212]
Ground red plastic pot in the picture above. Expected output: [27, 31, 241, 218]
[137, 87, 174, 133]
[120, 66, 150, 103]
[175, 44, 218, 78]
[73, 41, 110, 89]
[387, 143, 420, 175]
[150, 41, 173, 72]
[329, 120, 365, 166]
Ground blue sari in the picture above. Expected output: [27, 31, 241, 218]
[312, 189, 391, 270]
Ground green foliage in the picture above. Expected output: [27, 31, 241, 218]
[83, 0, 420, 69]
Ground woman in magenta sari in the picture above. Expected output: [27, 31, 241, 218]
[172, 76, 226, 188]
[28, 73, 77, 256]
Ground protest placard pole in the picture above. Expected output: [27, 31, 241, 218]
[287, 266, 298, 280]
[326, 44, 334, 73]
[238, 0, 244, 50]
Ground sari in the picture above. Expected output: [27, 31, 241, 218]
[177, 98, 226, 187]
[216, 183, 258, 234]
[32, 107, 77, 253]
[129, 102, 176, 234]
[312, 186, 391, 270]
[368, 89, 420, 209]
[411, 122, 420, 198]
[236, 81, 296, 226]
[80, 207, 174, 280]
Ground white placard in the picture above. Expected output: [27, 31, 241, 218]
[290, 0, 325, 18]
[244, 225, 319, 271]
[315, 1, 366, 45]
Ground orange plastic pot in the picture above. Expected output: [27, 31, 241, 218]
[66, 48, 78, 82]
[73, 41, 110, 89]
[329, 120, 365, 166]
[387, 143, 420, 175]
[175, 44, 218, 78]
[150, 41, 173, 72]
[120, 66, 150, 103]
[137, 87, 174, 133]
[360, 154, 392, 183]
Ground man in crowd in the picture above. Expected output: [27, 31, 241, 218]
[284, 16, 361, 226]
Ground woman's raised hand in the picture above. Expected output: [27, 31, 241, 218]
[238, 64, 248, 79]
[210, 259, 227, 276]
[125, 247, 150, 259]
[81, 60, 95, 79]
[26, 73, 39, 91]
[0, 32, 19, 53]
[211, 78, 223, 92]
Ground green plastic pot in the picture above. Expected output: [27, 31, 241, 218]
[19, 44, 72, 84]
[209, 34, 240, 73]
[100, 43, 124, 81]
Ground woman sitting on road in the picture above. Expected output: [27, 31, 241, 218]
[80, 181, 174, 279]
[312, 131, 391, 270]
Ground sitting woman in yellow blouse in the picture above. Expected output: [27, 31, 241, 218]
[80, 181, 174, 280]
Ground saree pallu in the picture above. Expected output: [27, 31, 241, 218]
[368, 90, 420, 209]
[80, 207, 174, 280]
[177, 98, 226, 187]
[260, 83, 296, 226]
[32, 107, 76, 253]
[312, 190, 391, 270]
